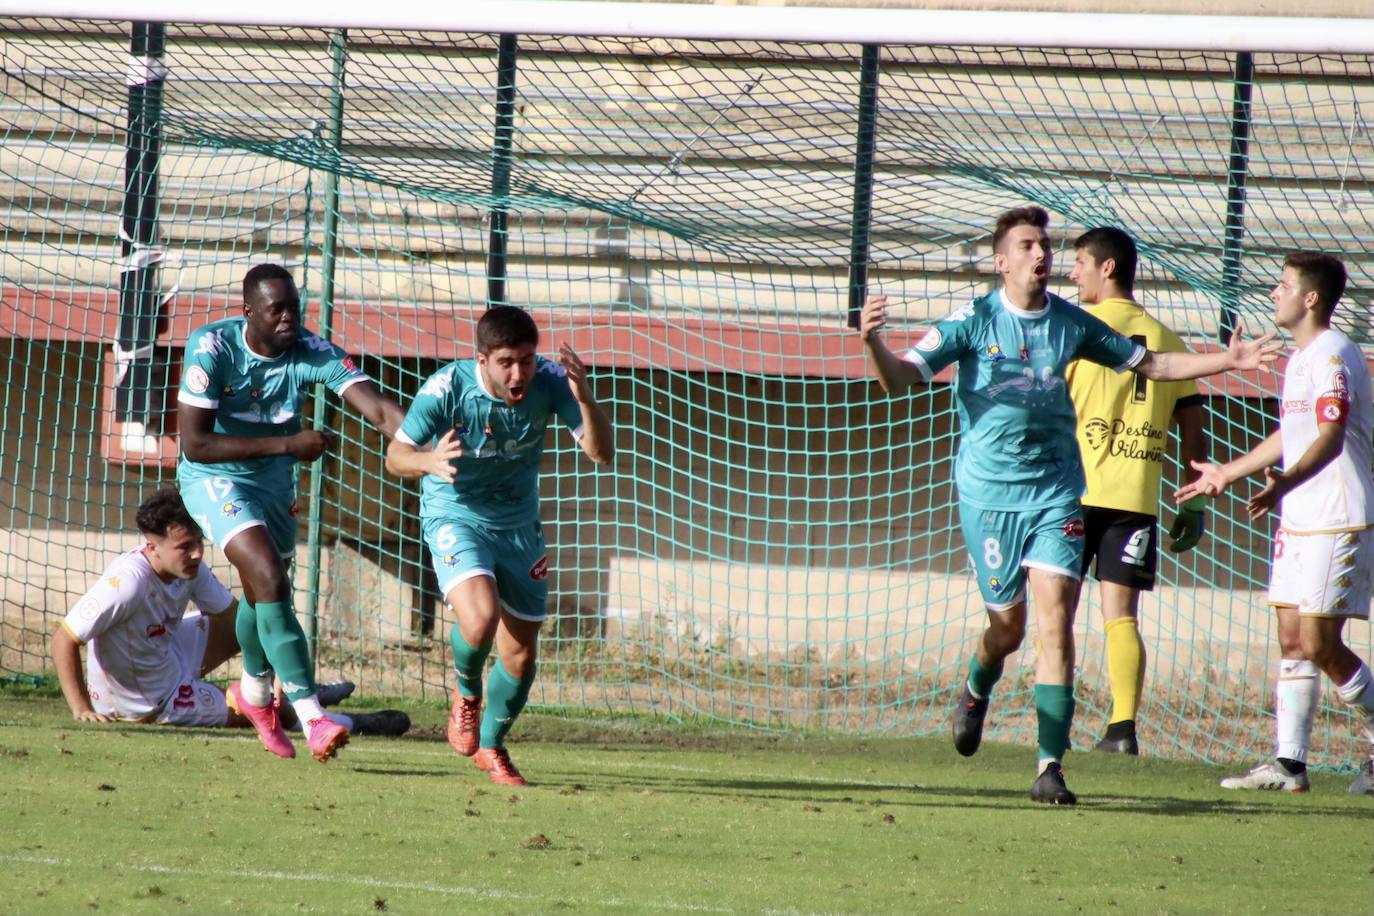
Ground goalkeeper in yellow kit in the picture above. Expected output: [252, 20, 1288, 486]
[1065, 227, 1207, 755]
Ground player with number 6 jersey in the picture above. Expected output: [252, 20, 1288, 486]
[386, 305, 614, 786]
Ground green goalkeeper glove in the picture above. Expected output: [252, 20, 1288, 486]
[1167, 495, 1208, 553]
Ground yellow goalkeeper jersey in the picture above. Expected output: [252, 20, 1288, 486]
[1065, 297, 1202, 517]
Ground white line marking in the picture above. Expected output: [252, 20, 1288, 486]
[0, 854, 735, 913]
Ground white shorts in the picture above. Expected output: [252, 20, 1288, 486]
[152, 612, 229, 727]
[1268, 527, 1374, 619]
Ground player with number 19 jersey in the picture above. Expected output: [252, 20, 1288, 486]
[903, 289, 1145, 510]
[176, 317, 368, 552]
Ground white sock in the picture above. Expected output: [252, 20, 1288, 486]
[239, 672, 273, 708]
[1336, 661, 1374, 748]
[1036, 757, 1059, 775]
[290, 694, 327, 727]
[1275, 659, 1319, 763]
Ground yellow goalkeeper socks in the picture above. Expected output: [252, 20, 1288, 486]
[1104, 616, 1145, 725]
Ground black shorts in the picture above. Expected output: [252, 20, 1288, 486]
[1080, 506, 1158, 591]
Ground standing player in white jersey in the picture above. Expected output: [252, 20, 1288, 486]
[1178, 252, 1374, 794]
[385, 305, 614, 785]
[858, 205, 1280, 804]
[177, 264, 408, 763]
[50, 488, 405, 736]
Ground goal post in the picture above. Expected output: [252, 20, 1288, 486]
[1, 3, 1372, 766]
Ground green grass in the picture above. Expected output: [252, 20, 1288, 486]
[0, 695, 1369, 915]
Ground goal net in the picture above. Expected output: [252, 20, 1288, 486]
[2, 5, 1372, 766]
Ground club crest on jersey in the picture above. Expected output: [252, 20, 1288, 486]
[987, 343, 1007, 362]
[185, 365, 211, 394]
[915, 328, 942, 352]
[442, 553, 461, 567]
[988, 576, 1002, 590]
[1063, 518, 1085, 538]
[529, 556, 549, 581]
[1083, 417, 1110, 450]
[221, 500, 243, 517]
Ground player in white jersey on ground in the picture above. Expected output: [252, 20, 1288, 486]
[1178, 252, 1374, 794]
[386, 305, 614, 785]
[51, 488, 406, 736]
[858, 205, 1280, 804]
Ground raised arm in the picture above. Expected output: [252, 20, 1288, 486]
[558, 343, 615, 465]
[1135, 330, 1281, 382]
[341, 380, 407, 441]
[857, 295, 922, 395]
[178, 401, 332, 464]
[51, 624, 113, 723]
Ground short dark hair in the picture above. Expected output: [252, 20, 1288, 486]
[242, 263, 295, 303]
[992, 205, 1050, 252]
[476, 305, 539, 354]
[136, 488, 200, 538]
[1284, 251, 1346, 318]
[1074, 226, 1138, 292]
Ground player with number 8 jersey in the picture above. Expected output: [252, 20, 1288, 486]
[386, 305, 614, 786]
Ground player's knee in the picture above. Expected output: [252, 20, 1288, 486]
[499, 644, 538, 679]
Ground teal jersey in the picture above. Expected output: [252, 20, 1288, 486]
[398, 357, 584, 528]
[903, 290, 1145, 510]
[175, 317, 368, 489]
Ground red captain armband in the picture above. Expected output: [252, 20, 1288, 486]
[1315, 394, 1349, 425]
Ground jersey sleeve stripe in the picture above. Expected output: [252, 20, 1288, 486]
[568, 424, 586, 442]
[1117, 344, 1146, 371]
[336, 375, 370, 396]
[176, 391, 218, 409]
[394, 429, 419, 447]
[900, 350, 935, 382]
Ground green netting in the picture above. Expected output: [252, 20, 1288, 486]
[1, 19, 1372, 767]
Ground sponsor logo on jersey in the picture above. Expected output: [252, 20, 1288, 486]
[146, 622, 168, 639]
[1280, 398, 1310, 416]
[1063, 518, 1085, 538]
[987, 343, 1006, 362]
[193, 330, 224, 356]
[1083, 417, 1110, 450]
[341, 355, 359, 373]
[915, 328, 942, 352]
[221, 500, 243, 517]
[173, 683, 196, 709]
[185, 365, 211, 394]
[419, 370, 453, 398]
[529, 556, 549, 580]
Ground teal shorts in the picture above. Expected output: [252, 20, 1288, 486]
[179, 474, 298, 559]
[960, 500, 1085, 610]
[422, 517, 550, 622]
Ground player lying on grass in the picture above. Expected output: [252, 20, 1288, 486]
[857, 205, 1280, 805]
[1177, 252, 1374, 796]
[386, 306, 614, 785]
[176, 264, 408, 763]
[51, 488, 409, 742]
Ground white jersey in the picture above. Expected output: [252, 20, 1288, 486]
[61, 548, 233, 719]
[1278, 328, 1374, 534]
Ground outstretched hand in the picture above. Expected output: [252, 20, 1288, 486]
[557, 342, 595, 404]
[1174, 459, 1229, 503]
[421, 428, 465, 482]
[74, 709, 115, 723]
[857, 295, 888, 342]
[1227, 326, 1283, 371]
[1246, 467, 1287, 520]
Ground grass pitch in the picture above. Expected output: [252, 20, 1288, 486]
[0, 693, 1369, 915]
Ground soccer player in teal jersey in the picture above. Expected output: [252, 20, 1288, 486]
[177, 264, 407, 763]
[385, 305, 614, 785]
[857, 206, 1279, 803]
